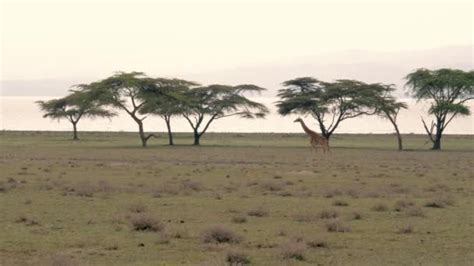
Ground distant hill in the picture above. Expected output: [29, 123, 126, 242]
[1, 45, 472, 97]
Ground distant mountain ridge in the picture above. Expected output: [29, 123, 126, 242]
[1, 45, 472, 97]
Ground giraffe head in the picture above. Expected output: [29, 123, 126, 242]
[293, 118, 303, 123]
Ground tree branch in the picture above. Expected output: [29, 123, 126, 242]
[421, 117, 435, 143]
[199, 113, 219, 137]
[183, 114, 196, 130]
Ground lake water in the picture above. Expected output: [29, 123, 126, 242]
[0, 97, 473, 134]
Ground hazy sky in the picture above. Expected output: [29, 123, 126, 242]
[1, 0, 472, 80]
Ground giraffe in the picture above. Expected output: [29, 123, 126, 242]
[294, 118, 330, 153]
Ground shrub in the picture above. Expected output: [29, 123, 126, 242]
[424, 197, 454, 208]
[279, 241, 306, 261]
[15, 215, 40, 226]
[261, 181, 284, 192]
[225, 250, 251, 265]
[181, 180, 203, 192]
[15, 215, 28, 223]
[130, 214, 164, 232]
[332, 200, 349, 207]
[306, 238, 328, 248]
[351, 211, 363, 220]
[346, 189, 360, 198]
[201, 225, 242, 244]
[73, 182, 95, 197]
[247, 207, 268, 217]
[231, 214, 247, 224]
[325, 220, 351, 233]
[319, 209, 338, 219]
[372, 203, 388, 212]
[278, 191, 293, 197]
[393, 200, 415, 212]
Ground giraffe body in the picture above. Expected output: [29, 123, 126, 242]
[294, 118, 329, 153]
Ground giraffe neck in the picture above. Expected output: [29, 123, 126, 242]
[299, 120, 314, 135]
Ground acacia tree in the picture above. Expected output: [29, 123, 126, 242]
[277, 77, 380, 141]
[85, 72, 164, 147]
[140, 79, 198, 145]
[37, 88, 115, 140]
[182, 84, 269, 145]
[370, 83, 407, 151]
[405, 68, 473, 150]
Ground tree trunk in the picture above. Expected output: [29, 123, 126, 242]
[394, 128, 403, 151]
[72, 122, 79, 140]
[193, 130, 200, 145]
[431, 122, 443, 150]
[165, 118, 174, 146]
[138, 121, 147, 147]
[388, 115, 403, 151]
[323, 132, 331, 143]
[432, 132, 442, 150]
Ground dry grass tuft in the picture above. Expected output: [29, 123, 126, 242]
[225, 249, 251, 265]
[346, 189, 360, 198]
[279, 241, 306, 261]
[201, 225, 242, 244]
[319, 209, 339, 219]
[247, 207, 268, 217]
[325, 220, 351, 233]
[130, 214, 164, 232]
[393, 200, 415, 212]
[231, 214, 248, 224]
[424, 197, 454, 208]
[332, 199, 349, 207]
[65, 182, 95, 197]
[351, 211, 363, 220]
[261, 181, 284, 192]
[15, 214, 40, 226]
[372, 203, 389, 212]
[306, 238, 328, 248]
[181, 180, 203, 192]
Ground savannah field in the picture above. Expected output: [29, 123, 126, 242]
[0, 131, 473, 266]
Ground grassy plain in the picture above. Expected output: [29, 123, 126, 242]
[0, 131, 473, 265]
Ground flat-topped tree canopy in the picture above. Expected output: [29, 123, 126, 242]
[138, 78, 199, 146]
[405, 68, 474, 100]
[81, 71, 198, 147]
[277, 77, 382, 140]
[182, 84, 269, 145]
[366, 83, 408, 150]
[405, 68, 474, 150]
[36, 86, 115, 140]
